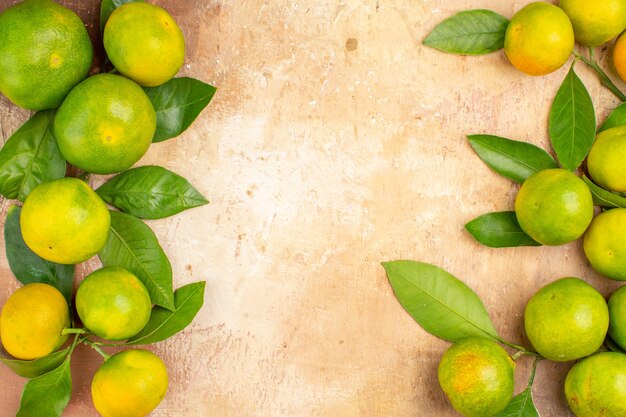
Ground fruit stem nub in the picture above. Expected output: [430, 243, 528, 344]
[498, 337, 539, 357]
[62, 327, 88, 335]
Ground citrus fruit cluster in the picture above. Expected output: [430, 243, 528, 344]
[0, 1, 211, 416]
[431, 275, 626, 417]
[503, 0, 626, 77]
[389, 1, 626, 416]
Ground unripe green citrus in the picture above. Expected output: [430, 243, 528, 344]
[504, 2, 574, 76]
[438, 337, 515, 417]
[53, 74, 156, 174]
[92, 349, 168, 417]
[0, 0, 93, 110]
[0, 283, 70, 360]
[104, 2, 185, 87]
[608, 286, 626, 350]
[559, 0, 626, 47]
[515, 169, 593, 246]
[20, 178, 110, 264]
[565, 352, 626, 417]
[587, 126, 626, 192]
[76, 267, 152, 341]
[583, 208, 626, 281]
[524, 277, 608, 362]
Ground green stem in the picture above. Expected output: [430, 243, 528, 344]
[526, 356, 542, 388]
[82, 338, 111, 361]
[574, 50, 626, 101]
[62, 328, 88, 336]
[68, 333, 81, 355]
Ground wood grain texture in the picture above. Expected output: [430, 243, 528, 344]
[0, 0, 624, 416]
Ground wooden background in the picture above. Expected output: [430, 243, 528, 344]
[0, 0, 623, 416]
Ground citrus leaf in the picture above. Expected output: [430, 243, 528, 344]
[99, 211, 174, 310]
[382, 260, 499, 342]
[3, 206, 74, 304]
[423, 10, 509, 55]
[549, 66, 596, 171]
[100, 0, 144, 34]
[0, 348, 70, 379]
[96, 165, 209, 219]
[599, 102, 626, 133]
[16, 357, 71, 417]
[465, 211, 541, 248]
[0, 111, 66, 202]
[468, 134, 558, 183]
[494, 388, 539, 417]
[127, 281, 205, 345]
[144, 77, 217, 142]
[582, 176, 626, 208]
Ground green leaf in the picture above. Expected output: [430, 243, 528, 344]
[465, 211, 541, 248]
[99, 211, 174, 310]
[468, 134, 558, 183]
[583, 176, 626, 208]
[382, 260, 499, 342]
[494, 388, 539, 417]
[127, 281, 205, 345]
[3, 206, 74, 304]
[100, 0, 144, 33]
[0, 348, 70, 379]
[96, 165, 209, 219]
[423, 10, 509, 55]
[549, 66, 596, 171]
[0, 111, 66, 202]
[599, 102, 626, 133]
[16, 357, 72, 417]
[144, 77, 217, 142]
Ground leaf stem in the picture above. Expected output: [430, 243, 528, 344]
[81, 338, 111, 361]
[573, 50, 626, 101]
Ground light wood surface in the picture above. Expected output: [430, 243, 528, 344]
[0, 0, 624, 416]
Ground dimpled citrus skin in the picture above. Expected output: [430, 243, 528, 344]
[608, 286, 626, 350]
[565, 352, 626, 417]
[515, 169, 593, 245]
[438, 337, 515, 417]
[0, 283, 70, 360]
[587, 126, 626, 192]
[524, 277, 608, 362]
[504, 2, 574, 76]
[614, 31, 626, 83]
[53, 74, 156, 174]
[76, 267, 152, 341]
[20, 178, 110, 264]
[584, 208, 626, 281]
[104, 2, 185, 87]
[92, 349, 168, 417]
[0, 0, 93, 110]
[559, 0, 626, 47]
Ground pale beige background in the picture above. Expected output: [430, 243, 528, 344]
[0, 0, 623, 416]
